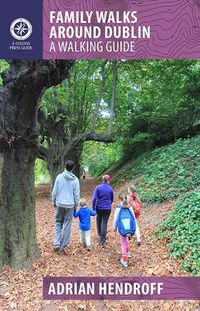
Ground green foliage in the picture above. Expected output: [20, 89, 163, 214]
[34, 159, 50, 184]
[37, 60, 200, 176]
[38, 60, 118, 177]
[154, 189, 200, 275]
[81, 141, 122, 177]
[37, 59, 200, 181]
[116, 60, 200, 160]
[113, 135, 200, 203]
[39, 60, 116, 138]
[0, 60, 9, 85]
[120, 132, 155, 160]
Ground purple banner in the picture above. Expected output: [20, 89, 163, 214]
[43, 276, 200, 300]
[43, 0, 200, 59]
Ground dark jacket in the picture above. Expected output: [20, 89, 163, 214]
[92, 182, 114, 211]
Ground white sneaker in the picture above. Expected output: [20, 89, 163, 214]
[120, 258, 128, 267]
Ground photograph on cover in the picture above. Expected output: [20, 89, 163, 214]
[0, 0, 200, 310]
[0, 59, 199, 310]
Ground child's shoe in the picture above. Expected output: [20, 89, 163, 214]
[126, 247, 131, 258]
[120, 256, 128, 267]
[86, 246, 91, 251]
[53, 246, 60, 253]
[59, 248, 67, 255]
[137, 241, 142, 246]
[127, 252, 132, 258]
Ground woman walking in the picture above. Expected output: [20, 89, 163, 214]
[92, 175, 114, 246]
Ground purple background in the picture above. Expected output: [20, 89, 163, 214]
[43, 0, 200, 59]
[43, 276, 200, 300]
[0, 0, 42, 59]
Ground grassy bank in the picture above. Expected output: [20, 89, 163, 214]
[112, 135, 200, 203]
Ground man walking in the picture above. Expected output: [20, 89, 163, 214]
[52, 160, 80, 253]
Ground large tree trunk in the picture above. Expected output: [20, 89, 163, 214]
[45, 125, 66, 187]
[0, 60, 73, 270]
[0, 143, 38, 270]
[46, 142, 83, 188]
[67, 143, 84, 178]
[46, 156, 65, 189]
[38, 130, 115, 189]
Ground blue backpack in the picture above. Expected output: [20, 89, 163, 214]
[117, 205, 136, 237]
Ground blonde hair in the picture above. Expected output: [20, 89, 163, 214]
[118, 193, 129, 207]
[129, 184, 137, 194]
[80, 198, 87, 206]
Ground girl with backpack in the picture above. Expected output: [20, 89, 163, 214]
[113, 194, 141, 267]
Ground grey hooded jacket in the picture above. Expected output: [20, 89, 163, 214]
[52, 171, 80, 208]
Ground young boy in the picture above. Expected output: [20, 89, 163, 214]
[74, 198, 96, 251]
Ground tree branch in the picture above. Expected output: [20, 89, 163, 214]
[0, 60, 74, 139]
[56, 132, 115, 163]
[84, 133, 115, 143]
[37, 145, 50, 161]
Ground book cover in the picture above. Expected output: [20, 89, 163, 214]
[0, 1, 199, 310]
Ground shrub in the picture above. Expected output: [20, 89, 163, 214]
[154, 189, 200, 275]
[113, 135, 200, 203]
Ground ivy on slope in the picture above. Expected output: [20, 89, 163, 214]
[154, 189, 200, 275]
[115, 135, 200, 203]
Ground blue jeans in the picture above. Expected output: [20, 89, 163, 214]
[54, 206, 74, 250]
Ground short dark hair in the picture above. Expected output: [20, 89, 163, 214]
[66, 160, 75, 171]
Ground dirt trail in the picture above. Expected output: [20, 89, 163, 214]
[0, 178, 199, 311]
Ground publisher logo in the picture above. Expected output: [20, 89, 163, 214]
[10, 18, 32, 41]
